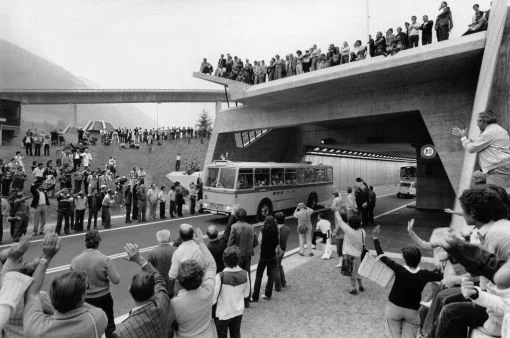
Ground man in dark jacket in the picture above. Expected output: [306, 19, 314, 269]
[368, 186, 377, 226]
[136, 184, 147, 222]
[124, 183, 132, 223]
[274, 212, 290, 291]
[420, 15, 434, 45]
[30, 182, 49, 235]
[206, 213, 235, 273]
[55, 188, 72, 235]
[435, 1, 453, 41]
[355, 177, 370, 227]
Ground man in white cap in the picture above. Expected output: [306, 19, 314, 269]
[167, 224, 203, 295]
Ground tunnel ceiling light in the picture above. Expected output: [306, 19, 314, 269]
[348, 151, 353, 154]
[342, 150, 348, 153]
[336, 150, 341, 153]
[314, 147, 320, 151]
[322, 148, 328, 152]
[329, 149, 335, 152]
[320, 138, 335, 145]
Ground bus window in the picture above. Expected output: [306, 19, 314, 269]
[304, 168, 315, 183]
[217, 168, 236, 189]
[325, 167, 333, 181]
[237, 169, 254, 189]
[255, 168, 270, 187]
[271, 168, 285, 185]
[297, 168, 306, 184]
[206, 167, 219, 187]
[285, 169, 297, 184]
[315, 169, 325, 182]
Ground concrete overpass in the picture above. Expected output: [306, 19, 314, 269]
[0, 89, 228, 142]
[195, 0, 510, 216]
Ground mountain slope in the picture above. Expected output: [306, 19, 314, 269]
[0, 39, 156, 128]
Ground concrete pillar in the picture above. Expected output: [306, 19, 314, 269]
[415, 146, 455, 210]
[73, 104, 78, 128]
[215, 102, 222, 113]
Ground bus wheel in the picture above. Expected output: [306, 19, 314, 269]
[307, 193, 318, 209]
[257, 199, 273, 221]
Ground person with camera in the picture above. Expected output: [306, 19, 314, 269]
[7, 191, 30, 242]
[55, 188, 72, 235]
[101, 189, 115, 229]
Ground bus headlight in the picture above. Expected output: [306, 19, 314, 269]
[225, 206, 232, 212]
[203, 202, 209, 208]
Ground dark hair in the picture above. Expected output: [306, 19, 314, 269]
[478, 110, 498, 125]
[85, 230, 101, 249]
[179, 226, 194, 241]
[50, 272, 87, 313]
[347, 187, 353, 193]
[369, 186, 374, 191]
[355, 177, 363, 182]
[235, 208, 248, 222]
[340, 213, 348, 223]
[275, 212, 286, 225]
[129, 271, 155, 302]
[459, 185, 509, 223]
[223, 245, 241, 268]
[318, 212, 324, 219]
[347, 216, 362, 230]
[402, 246, 421, 268]
[263, 215, 277, 231]
[177, 261, 204, 291]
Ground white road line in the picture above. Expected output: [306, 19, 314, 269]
[45, 200, 416, 275]
[0, 213, 212, 249]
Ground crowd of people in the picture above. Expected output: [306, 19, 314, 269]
[92, 126, 213, 148]
[0, 136, 201, 244]
[1, 108, 510, 337]
[200, 2, 491, 84]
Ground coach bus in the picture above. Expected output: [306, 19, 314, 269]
[397, 165, 417, 198]
[202, 161, 334, 219]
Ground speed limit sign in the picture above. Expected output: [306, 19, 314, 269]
[421, 144, 437, 159]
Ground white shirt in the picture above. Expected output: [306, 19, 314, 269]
[409, 22, 420, 36]
[316, 219, 332, 233]
[32, 167, 45, 178]
[176, 155, 181, 161]
[37, 190, 46, 206]
[332, 196, 342, 211]
[335, 212, 365, 257]
[462, 123, 510, 173]
[168, 240, 203, 279]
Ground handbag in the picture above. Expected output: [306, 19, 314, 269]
[297, 224, 307, 234]
[361, 230, 369, 261]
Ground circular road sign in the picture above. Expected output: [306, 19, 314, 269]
[421, 144, 437, 159]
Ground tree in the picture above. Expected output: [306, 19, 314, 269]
[196, 109, 213, 143]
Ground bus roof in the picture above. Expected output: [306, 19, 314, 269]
[209, 161, 331, 169]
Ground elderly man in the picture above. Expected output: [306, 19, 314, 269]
[227, 207, 257, 307]
[137, 184, 147, 222]
[168, 224, 203, 296]
[294, 202, 314, 256]
[30, 182, 49, 235]
[24, 234, 108, 338]
[452, 110, 510, 190]
[147, 229, 176, 294]
[70, 230, 120, 337]
[114, 242, 173, 337]
[101, 189, 114, 229]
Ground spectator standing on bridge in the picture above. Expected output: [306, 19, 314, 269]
[368, 186, 377, 226]
[70, 230, 120, 337]
[114, 242, 173, 337]
[452, 110, 510, 190]
[435, 1, 453, 42]
[294, 202, 314, 256]
[420, 15, 434, 45]
[408, 16, 421, 48]
[147, 229, 176, 294]
[228, 207, 257, 307]
[462, 10, 488, 36]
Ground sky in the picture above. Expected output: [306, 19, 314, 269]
[0, 0, 493, 127]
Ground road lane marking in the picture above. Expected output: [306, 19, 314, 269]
[45, 200, 416, 274]
[0, 213, 213, 249]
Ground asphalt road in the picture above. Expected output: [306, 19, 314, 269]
[2, 184, 426, 316]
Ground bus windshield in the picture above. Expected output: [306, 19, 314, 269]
[217, 167, 236, 189]
[400, 166, 417, 179]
